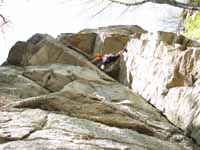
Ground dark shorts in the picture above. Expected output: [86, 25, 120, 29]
[102, 55, 119, 65]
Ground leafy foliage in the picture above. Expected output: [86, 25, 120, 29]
[185, 12, 200, 39]
[192, 0, 200, 5]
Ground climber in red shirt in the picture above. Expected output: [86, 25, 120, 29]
[92, 48, 127, 70]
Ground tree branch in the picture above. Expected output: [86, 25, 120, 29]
[108, 0, 148, 6]
[0, 14, 10, 35]
[0, 14, 8, 25]
[91, 1, 113, 17]
[152, 0, 200, 10]
[108, 0, 200, 10]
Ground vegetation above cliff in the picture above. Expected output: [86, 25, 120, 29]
[185, 11, 200, 39]
[105, 0, 200, 39]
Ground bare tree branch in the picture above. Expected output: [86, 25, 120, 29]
[91, 1, 113, 17]
[0, 13, 10, 36]
[108, 0, 148, 6]
[0, 14, 8, 25]
[108, 0, 200, 10]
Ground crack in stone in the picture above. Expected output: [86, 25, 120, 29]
[18, 114, 49, 141]
[43, 127, 150, 149]
[20, 129, 38, 141]
[72, 142, 130, 150]
[22, 73, 52, 93]
[0, 128, 37, 144]
[40, 114, 48, 129]
[23, 69, 78, 93]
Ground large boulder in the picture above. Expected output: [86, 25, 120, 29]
[120, 31, 200, 144]
[5, 34, 49, 66]
[0, 63, 198, 149]
[4, 34, 96, 70]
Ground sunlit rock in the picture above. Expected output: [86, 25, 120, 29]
[0, 63, 198, 149]
[121, 30, 200, 144]
[5, 34, 95, 69]
[57, 33, 97, 55]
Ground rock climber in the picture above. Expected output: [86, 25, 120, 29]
[92, 48, 127, 70]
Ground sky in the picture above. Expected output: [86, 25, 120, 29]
[0, 0, 183, 64]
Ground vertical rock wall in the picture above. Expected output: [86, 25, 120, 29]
[120, 31, 200, 144]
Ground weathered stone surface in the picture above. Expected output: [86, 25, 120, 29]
[57, 26, 139, 57]
[4, 34, 96, 70]
[0, 109, 191, 150]
[0, 66, 49, 100]
[0, 109, 47, 142]
[102, 34, 128, 55]
[28, 35, 91, 67]
[120, 31, 200, 144]
[6, 41, 31, 66]
[0, 63, 198, 149]
[27, 33, 48, 45]
[80, 25, 147, 35]
[57, 33, 97, 55]
[22, 64, 113, 92]
[5, 34, 50, 66]
[80, 25, 146, 55]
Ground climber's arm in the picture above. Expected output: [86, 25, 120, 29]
[115, 48, 127, 56]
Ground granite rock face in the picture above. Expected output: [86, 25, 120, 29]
[58, 25, 146, 56]
[120, 31, 200, 145]
[0, 64, 198, 150]
[57, 33, 97, 55]
[1, 31, 199, 149]
[5, 34, 95, 69]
